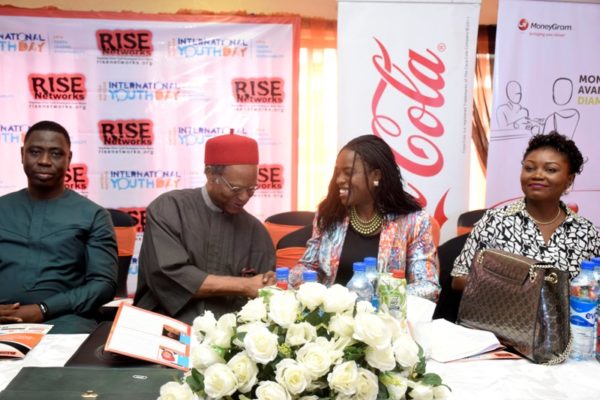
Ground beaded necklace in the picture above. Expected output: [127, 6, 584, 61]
[349, 207, 383, 236]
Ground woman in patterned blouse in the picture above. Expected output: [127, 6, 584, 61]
[289, 135, 440, 301]
[451, 131, 600, 291]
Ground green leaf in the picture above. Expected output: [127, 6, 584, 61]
[420, 373, 442, 386]
[186, 368, 204, 393]
[343, 344, 366, 362]
[304, 308, 322, 325]
[377, 380, 390, 400]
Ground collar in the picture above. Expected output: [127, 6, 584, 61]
[201, 186, 222, 213]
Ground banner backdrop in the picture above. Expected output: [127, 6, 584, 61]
[488, 0, 600, 227]
[0, 7, 299, 295]
[337, 0, 481, 241]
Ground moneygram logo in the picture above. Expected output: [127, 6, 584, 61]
[168, 37, 249, 58]
[98, 119, 154, 146]
[0, 32, 46, 52]
[120, 207, 147, 233]
[98, 81, 180, 101]
[168, 126, 247, 146]
[518, 18, 529, 31]
[232, 78, 284, 103]
[96, 29, 153, 56]
[100, 170, 181, 191]
[28, 73, 86, 101]
[65, 163, 89, 190]
[258, 164, 284, 190]
[0, 123, 27, 144]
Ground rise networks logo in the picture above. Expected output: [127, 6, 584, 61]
[167, 37, 249, 58]
[168, 126, 248, 146]
[100, 170, 181, 191]
[97, 119, 154, 155]
[65, 163, 89, 191]
[254, 164, 284, 200]
[0, 123, 27, 145]
[119, 207, 147, 233]
[98, 81, 181, 102]
[231, 77, 285, 112]
[28, 73, 87, 110]
[0, 32, 46, 52]
[96, 29, 153, 66]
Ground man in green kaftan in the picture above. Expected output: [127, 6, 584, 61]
[0, 121, 117, 333]
[134, 133, 275, 323]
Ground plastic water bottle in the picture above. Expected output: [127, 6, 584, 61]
[276, 267, 289, 290]
[569, 260, 599, 361]
[346, 262, 374, 303]
[303, 270, 318, 283]
[591, 256, 600, 362]
[364, 257, 379, 291]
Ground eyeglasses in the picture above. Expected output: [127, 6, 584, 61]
[218, 175, 259, 195]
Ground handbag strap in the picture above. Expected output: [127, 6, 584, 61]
[541, 332, 572, 366]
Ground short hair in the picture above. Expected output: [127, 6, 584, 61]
[204, 165, 226, 175]
[523, 131, 584, 175]
[24, 120, 71, 147]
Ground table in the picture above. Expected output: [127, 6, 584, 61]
[2, 334, 600, 399]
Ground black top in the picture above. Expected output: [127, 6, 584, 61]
[336, 224, 380, 286]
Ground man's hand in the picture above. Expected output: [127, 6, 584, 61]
[0, 303, 23, 323]
[244, 271, 276, 298]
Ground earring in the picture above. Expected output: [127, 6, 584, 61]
[563, 185, 571, 196]
[373, 180, 379, 187]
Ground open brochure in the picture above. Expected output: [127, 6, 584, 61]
[105, 303, 191, 370]
[0, 323, 53, 358]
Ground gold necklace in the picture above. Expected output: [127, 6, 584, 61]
[349, 207, 383, 236]
[528, 207, 562, 225]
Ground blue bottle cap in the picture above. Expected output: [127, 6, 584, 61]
[591, 257, 600, 266]
[581, 260, 595, 271]
[353, 262, 366, 272]
[363, 257, 377, 266]
[276, 267, 289, 280]
[303, 270, 318, 282]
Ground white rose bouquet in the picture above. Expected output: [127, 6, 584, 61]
[158, 283, 449, 400]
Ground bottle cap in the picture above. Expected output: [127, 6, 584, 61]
[352, 262, 366, 272]
[363, 257, 377, 266]
[581, 260, 595, 271]
[276, 267, 289, 280]
[391, 269, 405, 279]
[591, 257, 600, 266]
[371, 295, 379, 310]
[303, 270, 318, 282]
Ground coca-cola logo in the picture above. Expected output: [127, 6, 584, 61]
[370, 37, 448, 226]
[518, 18, 529, 31]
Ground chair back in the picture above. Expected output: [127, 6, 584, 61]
[108, 208, 136, 298]
[456, 209, 486, 236]
[432, 234, 468, 322]
[429, 215, 441, 248]
[275, 224, 313, 268]
[264, 211, 315, 248]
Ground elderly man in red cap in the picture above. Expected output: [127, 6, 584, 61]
[134, 133, 275, 323]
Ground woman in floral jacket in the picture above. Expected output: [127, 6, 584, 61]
[290, 135, 440, 301]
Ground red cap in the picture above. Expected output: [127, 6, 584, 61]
[204, 132, 259, 165]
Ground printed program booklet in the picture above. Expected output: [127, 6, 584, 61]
[0, 324, 53, 358]
[105, 303, 192, 370]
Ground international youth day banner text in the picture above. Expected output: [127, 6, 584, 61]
[0, 8, 299, 295]
[338, 0, 481, 241]
[487, 0, 600, 227]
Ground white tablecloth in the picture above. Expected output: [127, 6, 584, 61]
[1, 334, 600, 399]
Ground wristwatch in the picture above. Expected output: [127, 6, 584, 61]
[38, 302, 49, 320]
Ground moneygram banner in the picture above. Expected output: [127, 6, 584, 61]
[0, 7, 299, 295]
[338, 0, 481, 241]
[488, 0, 600, 227]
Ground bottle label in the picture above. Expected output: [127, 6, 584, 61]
[570, 298, 596, 328]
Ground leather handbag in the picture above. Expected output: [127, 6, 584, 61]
[457, 248, 571, 364]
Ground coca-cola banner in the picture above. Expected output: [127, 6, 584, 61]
[0, 7, 299, 295]
[337, 0, 481, 241]
[488, 0, 600, 227]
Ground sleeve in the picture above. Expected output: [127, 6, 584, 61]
[405, 212, 441, 302]
[289, 216, 322, 287]
[450, 209, 495, 277]
[43, 208, 118, 319]
[138, 196, 207, 317]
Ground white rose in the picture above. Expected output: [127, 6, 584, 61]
[433, 385, 451, 399]
[296, 281, 327, 310]
[158, 381, 194, 400]
[355, 368, 379, 400]
[203, 363, 238, 398]
[327, 360, 358, 396]
[328, 314, 355, 337]
[268, 291, 300, 328]
[206, 325, 234, 349]
[192, 311, 216, 341]
[218, 313, 237, 329]
[365, 345, 396, 371]
[296, 341, 332, 379]
[393, 332, 420, 368]
[285, 322, 317, 346]
[379, 313, 407, 341]
[323, 284, 357, 314]
[380, 372, 409, 400]
[352, 312, 392, 350]
[275, 358, 311, 395]
[238, 297, 267, 322]
[243, 324, 279, 364]
[190, 343, 224, 371]
[298, 396, 320, 400]
[409, 382, 434, 400]
[255, 381, 292, 400]
[355, 300, 375, 314]
[226, 351, 258, 393]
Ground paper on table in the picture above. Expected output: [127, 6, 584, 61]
[406, 294, 436, 324]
